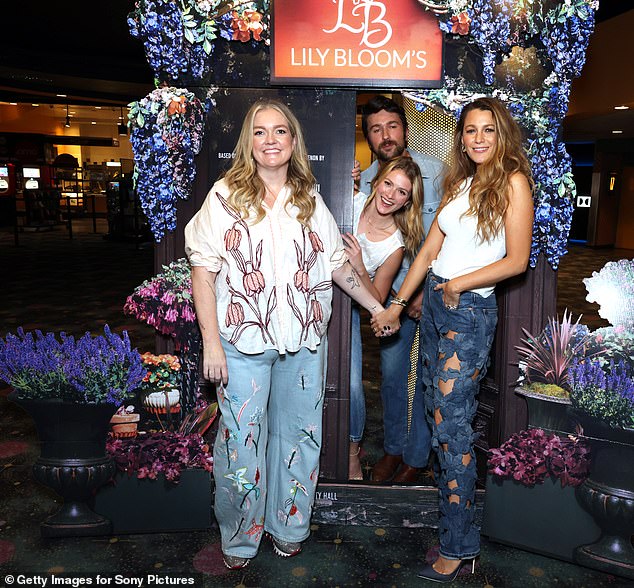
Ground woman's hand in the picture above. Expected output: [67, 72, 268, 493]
[352, 159, 361, 191]
[434, 279, 460, 310]
[370, 305, 401, 338]
[202, 342, 228, 386]
[342, 232, 366, 276]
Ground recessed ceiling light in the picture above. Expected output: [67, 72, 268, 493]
[9, 102, 17, 105]
[95, 106, 102, 110]
[56, 94, 67, 98]
[612, 130, 623, 134]
[91, 121, 97, 125]
[32, 104, 39, 107]
[614, 105, 629, 110]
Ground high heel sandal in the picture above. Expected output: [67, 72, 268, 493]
[416, 557, 476, 583]
[348, 445, 363, 480]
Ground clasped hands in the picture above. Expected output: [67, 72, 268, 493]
[370, 306, 401, 338]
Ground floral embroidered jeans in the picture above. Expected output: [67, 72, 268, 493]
[214, 337, 327, 558]
[420, 271, 497, 560]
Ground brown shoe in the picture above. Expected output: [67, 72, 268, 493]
[371, 453, 402, 482]
[392, 464, 421, 483]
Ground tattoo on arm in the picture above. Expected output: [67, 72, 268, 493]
[346, 266, 361, 290]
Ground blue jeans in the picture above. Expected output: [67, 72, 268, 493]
[349, 303, 432, 469]
[214, 338, 327, 558]
[420, 271, 498, 560]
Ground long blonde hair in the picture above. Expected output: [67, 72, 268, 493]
[224, 99, 316, 226]
[364, 156, 424, 257]
[439, 97, 533, 242]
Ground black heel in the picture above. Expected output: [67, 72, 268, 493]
[417, 558, 476, 583]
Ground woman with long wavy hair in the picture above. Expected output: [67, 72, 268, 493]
[185, 99, 383, 569]
[372, 97, 534, 582]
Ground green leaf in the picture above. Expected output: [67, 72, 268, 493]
[137, 113, 145, 128]
[184, 27, 195, 44]
[203, 39, 212, 55]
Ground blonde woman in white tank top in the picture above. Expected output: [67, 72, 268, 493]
[372, 98, 534, 582]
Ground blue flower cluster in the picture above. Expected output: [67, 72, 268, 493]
[128, 88, 207, 241]
[569, 358, 634, 429]
[0, 326, 144, 405]
[468, 0, 512, 84]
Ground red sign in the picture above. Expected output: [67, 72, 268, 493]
[271, 0, 444, 88]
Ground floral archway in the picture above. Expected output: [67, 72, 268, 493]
[126, 0, 597, 271]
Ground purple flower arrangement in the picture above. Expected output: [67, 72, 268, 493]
[107, 431, 213, 482]
[0, 326, 144, 406]
[128, 87, 207, 242]
[568, 358, 634, 429]
[488, 428, 591, 488]
[124, 258, 197, 345]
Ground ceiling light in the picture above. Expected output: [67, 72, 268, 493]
[32, 104, 40, 107]
[9, 102, 17, 105]
[95, 106, 102, 110]
[612, 130, 623, 134]
[106, 161, 121, 167]
[64, 104, 71, 128]
[57, 94, 67, 98]
[91, 121, 97, 125]
[614, 105, 629, 110]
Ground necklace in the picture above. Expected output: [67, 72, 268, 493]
[365, 213, 395, 232]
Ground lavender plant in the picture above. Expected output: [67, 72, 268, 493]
[568, 359, 634, 429]
[0, 326, 144, 405]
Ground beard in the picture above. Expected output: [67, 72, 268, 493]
[375, 140, 406, 162]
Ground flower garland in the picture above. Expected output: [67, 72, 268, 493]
[128, 0, 269, 83]
[128, 87, 207, 242]
[411, 0, 597, 269]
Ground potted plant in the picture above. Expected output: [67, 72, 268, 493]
[514, 310, 592, 433]
[93, 402, 218, 534]
[482, 428, 598, 562]
[110, 404, 140, 438]
[565, 257, 634, 579]
[124, 258, 201, 414]
[0, 325, 144, 537]
[139, 352, 182, 417]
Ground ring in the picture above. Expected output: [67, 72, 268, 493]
[445, 303, 458, 310]
[382, 326, 390, 331]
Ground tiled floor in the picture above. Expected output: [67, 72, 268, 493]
[1, 220, 632, 587]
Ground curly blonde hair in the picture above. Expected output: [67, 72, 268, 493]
[224, 99, 316, 226]
[364, 156, 424, 258]
[439, 97, 533, 242]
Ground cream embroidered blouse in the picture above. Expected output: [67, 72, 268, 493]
[185, 179, 347, 355]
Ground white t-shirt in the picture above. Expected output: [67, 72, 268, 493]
[431, 178, 506, 298]
[353, 191, 404, 279]
[185, 178, 347, 354]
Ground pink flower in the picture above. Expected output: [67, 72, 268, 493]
[309, 231, 324, 253]
[165, 308, 178, 322]
[243, 270, 265, 296]
[225, 301, 245, 327]
[311, 300, 323, 322]
[225, 227, 242, 251]
[181, 305, 196, 322]
[161, 291, 176, 304]
[294, 270, 310, 293]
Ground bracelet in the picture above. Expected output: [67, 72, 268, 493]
[390, 297, 408, 307]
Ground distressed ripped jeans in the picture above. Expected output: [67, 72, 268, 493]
[420, 271, 497, 560]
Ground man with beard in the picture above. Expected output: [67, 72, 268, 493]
[355, 95, 445, 483]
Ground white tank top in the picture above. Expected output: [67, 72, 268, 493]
[353, 191, 404, 279]
[431, 178, 506, 298]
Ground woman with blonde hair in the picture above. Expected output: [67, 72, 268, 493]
[185, 99, 384, 569]
[372, 97, 534, 582]
[344, 156, 424, 479]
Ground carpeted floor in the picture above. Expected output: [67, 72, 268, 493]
[1, 219, 632, 587]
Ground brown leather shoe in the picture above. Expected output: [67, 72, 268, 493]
[392, 464, 421, 484]
[371, 453, 402, 482]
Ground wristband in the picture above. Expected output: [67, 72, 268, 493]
[390, 297, 408, 307]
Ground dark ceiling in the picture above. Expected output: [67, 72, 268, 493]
[0, 3, 629, 107]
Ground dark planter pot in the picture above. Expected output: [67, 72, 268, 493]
[482, 474, 600, 562]
[9, 392, 117, 537]
[92, 468, 213, 534]
[568, 409, 634, 579]
[515, 387, 573, 435]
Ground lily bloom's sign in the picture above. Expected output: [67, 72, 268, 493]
[271, 0, 444, 88]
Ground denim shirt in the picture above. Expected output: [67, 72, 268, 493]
[360, 150, 446, 291]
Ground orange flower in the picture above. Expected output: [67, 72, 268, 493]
[167, 96, 187, 116]
[451, 12, 471, 35]
[311, 299, 323, 322]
